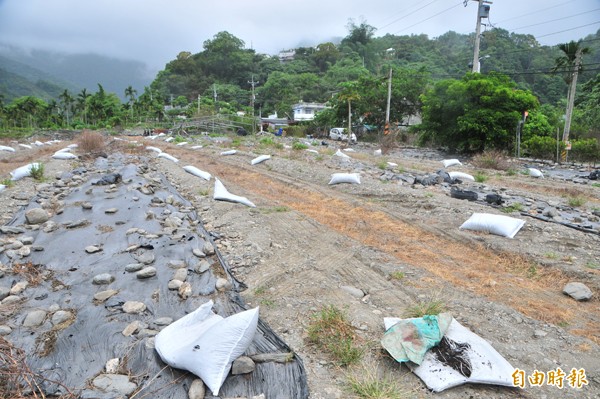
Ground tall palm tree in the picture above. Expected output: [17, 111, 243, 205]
[77, 88, 91, 125]
[553, 40, 590, 148]
[124, 85, 137, 121]
[59, 89, 74, 127]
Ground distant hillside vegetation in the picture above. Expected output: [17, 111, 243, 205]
[0, 46, 153, 101]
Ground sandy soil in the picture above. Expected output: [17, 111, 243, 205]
[1, 132, 599, 399]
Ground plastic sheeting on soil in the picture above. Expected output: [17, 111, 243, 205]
[0, 156, 307, 399]
[383, 316, 514, 392]
[214, 178, 256, 207]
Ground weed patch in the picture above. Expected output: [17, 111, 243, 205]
[77, 131, 106, 153]
[404, 299, 446, 318]
[307, 305, 363, 367]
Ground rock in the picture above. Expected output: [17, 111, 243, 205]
[105, 208, 118, 214]
[168, 260, 185, 269]
[93, 273, 115, 285]
[0, 286, 10, 300]
[195, 260, 211, 274]
[136, 267, 157, 279]
[153, 317, 173, 326]
[92, 374, 136, 396]
[0, 226, 25, 234]
[23, 309, 47, 327]
[192, 248, 206, 258]
[85, 245, 102, 254]
[122, 301, 146, 314]
[172, 268, 187, 282]
[25, 208, 50, 224]
[136, 252, 155, 265]
[533, 330, 548, 338]
[81, 202, 93, 209]
[0, 325, 12, 335]
[188, 379, 205, 399]
[94, 289, 118, 302]
[563, 282, 593, 301]
[202, 241, 215, 255]
[2, 295, 22, 305]
[125, 263, 143, 272]
[341, 285, 364, 299]
[105, 358, 120, 374]
[231, 356, 255, 375]
[216, 278, 232, 292]
[52, 310, 73, 325]
[10, 281, 28, 295]
[122, 320, 142, 337]
[178, 282, 192, 299]
[168, 279, 183, 290]
[20, 236, 34, 245]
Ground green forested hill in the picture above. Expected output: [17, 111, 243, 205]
[0, 54, 80, 101]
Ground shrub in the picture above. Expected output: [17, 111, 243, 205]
[29, 163, 45, 181]
[501, 203, 523, 213]
[346, 362, 409, 399]
[77, 131, 106, 153]
[404, 299, 446, 318]
[523, 136, 563, 161]
[285, 125, 307, 138]
[471, 150, 510, 171]
[474, 171, 488, 183]
[307, 305, 363, 367]
[1, 178, 14, 187]
[292, 141, 309, 150]
[568, 196, 586, 207]
[570, 138, 600, 164]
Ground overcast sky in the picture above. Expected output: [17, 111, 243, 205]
[0, 0, 598, 72]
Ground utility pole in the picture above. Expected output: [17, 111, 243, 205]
[213, 84, 217, 133]
[248, 75, 259, 134]
[466, 0, 492, 73]
[562, 48, 583, 144]
[197, 94, 200, 115]
[384, 67, 392, 135]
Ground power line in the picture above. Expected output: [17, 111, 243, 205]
[537, 20, 600, 39]
[506, 8, 600, 32]
[494, 0, 574, 25]
[393, 1, 464, 35]
[377, 0, 441, 31]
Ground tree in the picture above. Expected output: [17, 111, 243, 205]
[124, 85, 137, 121]
[419, 72, 539, 153]
[553, 40, 590, 148]
[59, 89, 74, 127]
[77, 88, 91, 125]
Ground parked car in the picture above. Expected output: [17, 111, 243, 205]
[329, 128, 357, 143]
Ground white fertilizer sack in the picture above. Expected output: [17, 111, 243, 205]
[251, 155, 271, 165]
[459, 213, 525, 238]
[442, 159, 462, 168]
[183, 165, 211, 181]
[329, 173, 361, 185]
[213, 178, 256, 207]
[157, 152, 179, 163]
[220, 150, 237, 156]
[449, 171, 475, 181]
[528, 168, 543, 178]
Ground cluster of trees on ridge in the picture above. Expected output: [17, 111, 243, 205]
[1, 21, 599, 162]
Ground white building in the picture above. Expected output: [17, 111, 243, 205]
[292, 102, 329, 121]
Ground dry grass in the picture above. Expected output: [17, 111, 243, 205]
[471, 150, 511, 171]
[199, 164, 598, 341]
[76, 130, 106, 154]
[12, 262, 45, 286]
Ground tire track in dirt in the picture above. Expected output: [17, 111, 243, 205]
[170, 147, 599, 344]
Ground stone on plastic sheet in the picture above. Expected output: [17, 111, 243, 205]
[25, 208, 50, 225]
[188, 379, 205, 399]
[23, 309, 47, 327]
[52, 310, 73, 325]
[122, 301, 146, 314]
[92, 374, 137, 396]
[93, 273, 114, 285]
[136, 267, 157, 279]
[178, 282, 192, 299]
[94, 289, 118, 302]
[231, 356, 256, 375]
[216, 277, 232, 292]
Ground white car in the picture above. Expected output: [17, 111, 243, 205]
[329, 128, 357, 143]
